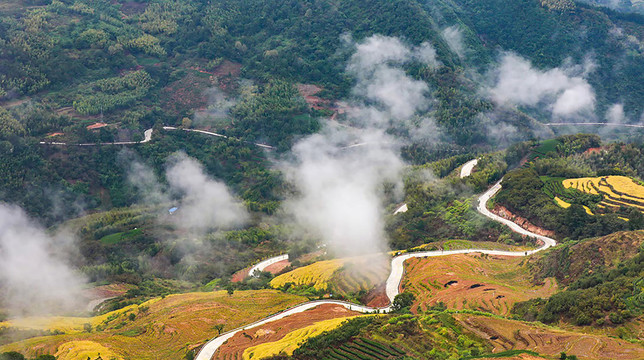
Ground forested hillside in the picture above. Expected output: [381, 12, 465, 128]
[1, 0, 642, 224]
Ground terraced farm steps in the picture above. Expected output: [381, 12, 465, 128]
[556, 176, 644, 216]
[195, 176, 558, 360]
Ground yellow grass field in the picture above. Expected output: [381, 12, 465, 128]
[0, 290, 306, 360]
[563, 176, 644, 213]
[270, 255, 390, 295]
[402, 254, 557, 316]
[554, 196, 571, 208]
[243, 316, 361, 360]
[270, 259, 345, 290]
[0, 299, 162, 334]
[55, 341, 123, 360]
[553, 196, 593, 215]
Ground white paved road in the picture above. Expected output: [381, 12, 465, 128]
[460, 159, 478, 178]
[195, 172, 558, 360]
[544, 122, 644, 128]
[39, 126, 275, 149]
[248, 254, 289, 278]
[39, 128, 154, 146]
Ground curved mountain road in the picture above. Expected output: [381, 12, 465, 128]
[195, 174, 557, 360]
[248, 254, 289, 278]
[460, 159, 478, 178]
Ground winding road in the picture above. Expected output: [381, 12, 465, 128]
[460, 159, 478, 178]
[38, 127, 275, 149]
[39, 129, 153, 146]
[248, 254, 290, 278]
[544, 122, 644, 128]
[194, 173, 558, 360]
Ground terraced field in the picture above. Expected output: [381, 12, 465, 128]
[455, 314, 644, 359]
[0, 290, 306, 359]
[401, 254, 557, 316]
[323, 338, 407, 360]
[270, 259, 345, 290]
[270, 255, 390, 296]
[563, 176, 644, 212]
[215, 304, 362, 360]
[242, 316, 360, 359]
[54, 340, 123, 360]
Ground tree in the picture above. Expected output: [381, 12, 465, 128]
[213, 323, 225, 335]
[226, 285, 235, 296]
[0, 352, 25, 360]
[628, 208, 644, 230]
[391, 292, 415, 313]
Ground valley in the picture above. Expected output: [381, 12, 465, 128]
[1, 0, 644, 359]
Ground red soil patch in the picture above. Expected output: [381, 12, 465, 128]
[231, 268, 251, 283]
[297, 84, 322, 97]
[362, 283, 389, 308]
[263, 259, 291, 274]
[585, 147, 603, 155]
[87, 122, 108, 130]
[215, 304, 361, 359]
[493, 205, 556, 239]
[160, 74, 210, 116]
[47, 132, 64, 137]
[297, 84, 330, 111]
[231, 260, 292, 283]
[211, 60, 242, 78]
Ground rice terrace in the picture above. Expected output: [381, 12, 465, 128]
[545, 175, 644, 218]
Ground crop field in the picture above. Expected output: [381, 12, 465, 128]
[216, 304, 363, 360]
[563, 176, 644, 212]
[270, 255, 390, 296]
[55, 340, 123, 360]
[543, 175, 644, 216]
[270, 259, 345, 290]
[526, 139, 561, 163]
[99, 228, 143, 245]
[401, 254, 557, 316]
[242, 316, 361, 360]
[0, 290, 306, 359]
[455, 314, 644, 359]
[319, 338, 407, 360]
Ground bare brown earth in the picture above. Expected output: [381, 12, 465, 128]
[211, 60, 242, 78]
[231, 260, 292, 283]
[231, 268, 251, 283]
[402, 254, 557, 316]
[493, 206, 556, 238]
[362, 283, 389, 308]
[214, 304, 361, 359]
[456, 314, 644, 360]
[263, 259, 291, 274]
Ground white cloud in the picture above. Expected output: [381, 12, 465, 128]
[488, 52, 596, 117]
[441, 26, 465, 58]
[0, 204, 86, 317]
[166, 153, 248, 233]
